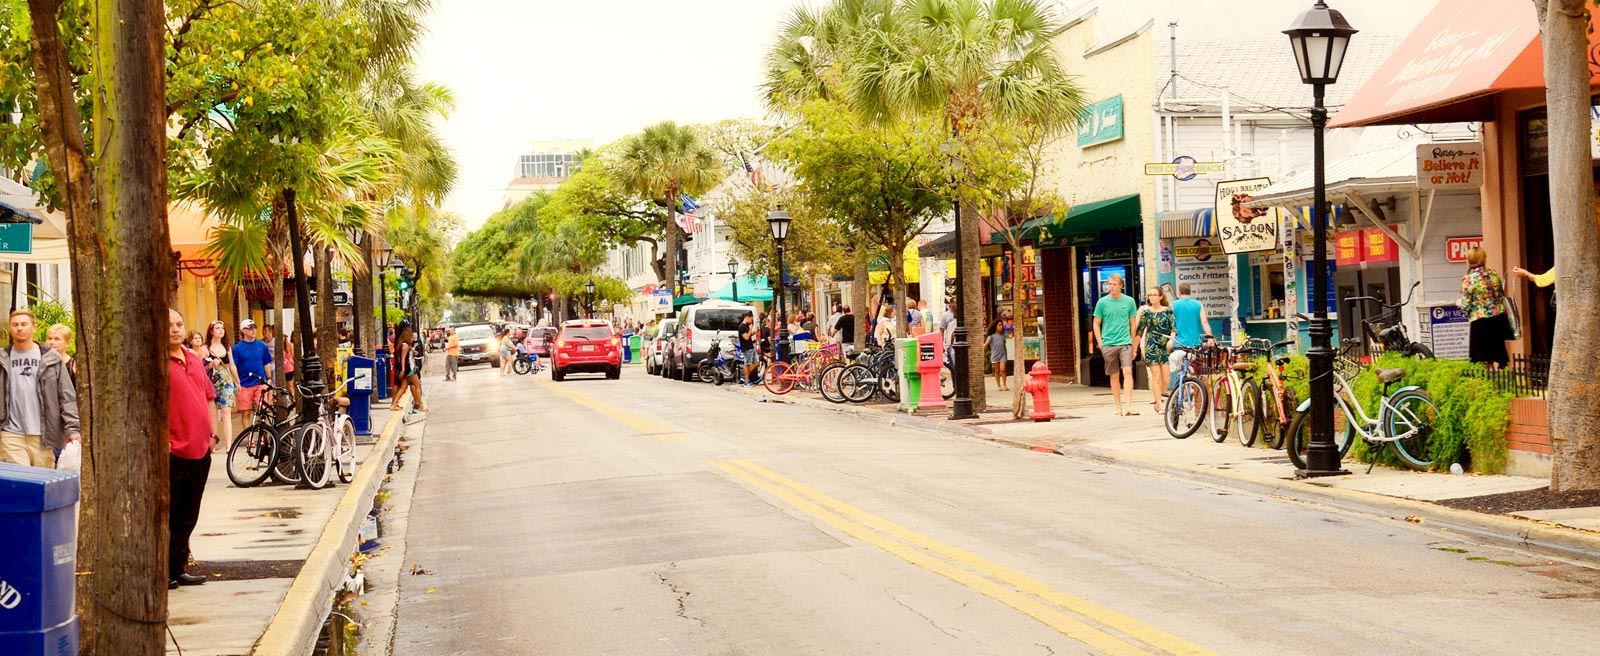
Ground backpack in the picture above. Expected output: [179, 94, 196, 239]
[409, 338, 425, 372]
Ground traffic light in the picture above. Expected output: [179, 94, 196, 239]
[397, 277, 412, 292]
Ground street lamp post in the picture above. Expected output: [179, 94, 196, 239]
[945, 142, 977, 420]
[585, 279, 596, 319]
[728, 256, 739, 303]
[767, 207, 792, 362]
[375, 245, 395, 399]
[1285, 1, 1357, 478]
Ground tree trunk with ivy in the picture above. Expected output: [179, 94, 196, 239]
[1536, 0, 1600, 490]
[1008, 241, 1029, 418]
[957, 200, 987, 410]
[353, 235, 376, 354]
[315, 246, 338, 387]
[851, 256, 869, 351]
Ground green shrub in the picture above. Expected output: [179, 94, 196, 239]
[1248, 352, 1512, 474]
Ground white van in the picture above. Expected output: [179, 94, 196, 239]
[668, 300, 756, 381]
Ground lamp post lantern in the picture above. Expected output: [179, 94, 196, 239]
[727, 256, 740, 303]
[585, 279, 596, 319]
[767, 206, 792, 362]
[1285, 0, 1356, 477]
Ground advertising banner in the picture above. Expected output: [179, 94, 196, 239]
[1215, 178, 1278, 254]
[1417, 142, 1484, 190]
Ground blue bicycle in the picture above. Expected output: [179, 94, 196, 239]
[1165, 344, 1218, 439]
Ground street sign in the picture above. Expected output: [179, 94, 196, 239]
[651, 289, 673, 316]
[308, 290, 352, 306]
[1445, 236, 1483, 263]
[1144, 158, 1225, 179]
[0, 223, 33, 254]
[1428, 305, 1470, 359]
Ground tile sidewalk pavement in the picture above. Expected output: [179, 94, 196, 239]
[164, 408, 399, 656]
[735, 375, 1600, 549]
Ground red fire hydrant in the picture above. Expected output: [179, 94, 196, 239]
[1023, 361, 1056, 422]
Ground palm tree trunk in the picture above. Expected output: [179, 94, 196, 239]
[271, 261, 286, 386]
[40, 0, 171, 650]
[1009, 243, 1027, 418]
[663, 198, 684, 295]
[958, 200, 986, 410]
[851, 255, 869, 351]
[315, 247, 337, 387]
[1537, 0, 1600, 490]
[353, 235, 375, 354]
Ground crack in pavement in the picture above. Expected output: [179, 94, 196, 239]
[1034, 641, 1056, 655]
[889, 593, 979, 645]
[653, 562, 706, 627]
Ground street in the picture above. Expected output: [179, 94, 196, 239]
[390, 366, 1600, 656]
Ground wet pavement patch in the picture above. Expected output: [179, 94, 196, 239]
[1436, 487, 1600, 514]
[193, 559, 305, 581]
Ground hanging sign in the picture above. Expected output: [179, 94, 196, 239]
[1172, 238, 1224, 263]
[1214, 178, 1279, 254]
[1335, 230, 1362, 267]
[1363, 228, 1400, 264]
[1144, 156, 1226, 180]
[0, 224, 32, 254]
[1445, 236, 1483, 263]
[1417, 143, 1484, 190]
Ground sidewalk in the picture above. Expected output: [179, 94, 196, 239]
[165, 408, 408, 656]
[729, 376, 1600, 562]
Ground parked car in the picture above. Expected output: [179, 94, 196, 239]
[551, 320, 622, 381]
[525, 326, 558, 357]
[645, 319, 678, 376]
[668, 301, 756, 382]
[453, 323, 499, 368]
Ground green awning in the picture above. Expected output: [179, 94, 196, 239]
[672, 294, 700, 308]
[992, 193, 1142, 247]
[711, 276, 772, 302]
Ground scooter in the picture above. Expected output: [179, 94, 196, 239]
[696, 337, 742, 385]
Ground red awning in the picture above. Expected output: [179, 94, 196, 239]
[1331, 0, 1600, 128]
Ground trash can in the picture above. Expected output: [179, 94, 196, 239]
[346, 355, 375, 436]
[914, 332, 947, 409]
[895, 338, 921, 412]
[621, 332, 634, 364]
[628, 334, 643, 363]
[374, 348, 390, 401]
[0, 463, 79, 656]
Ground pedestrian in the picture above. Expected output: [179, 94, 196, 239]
[1459, 247, 1512, 369]
[498, 329, 516, 375]
[391, 324, 427, 414]
[1092, 273, 1139, 416]
[832, 305, 856, 348]
[204, 320, 239, 451]
[0, 309, 79, 468]
[988, 319, 1009, 391]
[1136, 286, 1175, 415]
[44, 323, 75, 382]
[916, 299, 931, 337]
[444, 327, 460, 381]
[874, 306, 897, 345]
[165, 308, 215, 590]
[738, 314, 758, 385]
[281, 330, 296, 382]
[231, 319, 273, 429]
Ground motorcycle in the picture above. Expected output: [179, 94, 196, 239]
[696, 337, 742, 385]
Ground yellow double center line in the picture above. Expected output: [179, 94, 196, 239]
[713, 458, 1216, 656]
[534, 377, 687, 441]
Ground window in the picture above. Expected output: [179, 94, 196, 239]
[693, 309, 749, 331]
[561, 326, 613, 340]
[1249, 256, 1287, 319]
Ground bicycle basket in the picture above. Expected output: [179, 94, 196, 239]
[1333, 355, 1367, 380]
[1189, 347, 1228, 376]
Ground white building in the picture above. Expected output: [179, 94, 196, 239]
[502, 139, 593, 208]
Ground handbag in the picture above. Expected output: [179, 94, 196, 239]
[1502, 296, 1522, 340]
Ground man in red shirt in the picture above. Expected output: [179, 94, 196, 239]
[168, 308, 216, 589]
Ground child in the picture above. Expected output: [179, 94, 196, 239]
[988, 320, 1008, 391]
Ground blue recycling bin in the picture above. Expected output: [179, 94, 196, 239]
[346, 355, 375, 436]
[621, 332, 634, 363]
[0, 463, 79, 656]
[374, 348, 391, 401]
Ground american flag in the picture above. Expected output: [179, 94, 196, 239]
[677, 194, 702, 233]
[740, 151, 770, 190]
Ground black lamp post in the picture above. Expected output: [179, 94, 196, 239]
[585, 279, 596, 319]
[944, 141, 977, 420]
[767, 206, 792, 362]
[727, 256, 739, 303]
[1286, 1, 1357, 478]
[375, 245, 395, 399]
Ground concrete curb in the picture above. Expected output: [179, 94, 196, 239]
[723, 383, 992, 439]
[726, 383, 1600, 565]
[252, 413, 407, 656]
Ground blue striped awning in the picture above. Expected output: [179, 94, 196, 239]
[1157, 208, 1215, 239]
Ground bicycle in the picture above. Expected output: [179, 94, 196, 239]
[1349, 280, 1434, 358]
[1245, 338, 1301, 450]
[1286, 338, 1440, 471]
[1206, 343, 1262, 445]
[1165, 343, 1217, 440]
[294, 378, 357, 490]
[225, 379, 304, 487]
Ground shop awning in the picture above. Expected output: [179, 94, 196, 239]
[672, 294, 700, 308]
[995, 193, 1141, 246]
[1330, 0, 1600, 128]
[1157, 209, 1216, 239]
[710, 276, 772, 302]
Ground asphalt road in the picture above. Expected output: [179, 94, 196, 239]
[391, 363, 1600, 655]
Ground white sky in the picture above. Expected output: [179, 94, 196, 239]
[416, 0, 800, 231]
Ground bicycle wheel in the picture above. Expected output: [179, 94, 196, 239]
[334, 415, 357, 484]
[1262, 387, 1295, 450]
[696, 362, 717, 384]
[1165, 378, 1208, 439]
[226, 425, 277, 488]
[297, 422, 332, 490]
[819, 363, 848, 404]
[1209, 378, 1232, 443]
[842, 365, 876, 403]
[940, 365, 955, 400]
[512, 357, 531, 375]
[765, 361, 795, 394]
[1286, 407, 1355, 470]
[1386, 389, 1440, 470]
[1236, 380, 1261, 448]
[270, 425, 304, 486]
[1406, 343, 1436, 359]
[879, 363, 900, 403]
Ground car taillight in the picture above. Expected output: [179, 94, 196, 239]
[682, 328, 692, 343]
[610, 337, 620, 346]
[556, 340, 566, 349]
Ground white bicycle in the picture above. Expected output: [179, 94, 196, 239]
[295, 379, 358, 490]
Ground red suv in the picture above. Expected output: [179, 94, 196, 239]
[551, 320, 622, 381]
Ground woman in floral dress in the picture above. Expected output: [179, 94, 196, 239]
[204, 321, 240, 451]
[1459, 247, 1511, 369]
[1137, 286, 1175, 414]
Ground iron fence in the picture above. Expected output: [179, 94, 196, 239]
[1475, 354, 1550, 398]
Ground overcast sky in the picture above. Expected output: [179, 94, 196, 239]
[415, 0, 799, 231]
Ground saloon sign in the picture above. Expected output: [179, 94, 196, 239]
[1214, 178, 1279, 254]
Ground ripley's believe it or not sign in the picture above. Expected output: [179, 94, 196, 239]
[1214, 178, 1279, 255]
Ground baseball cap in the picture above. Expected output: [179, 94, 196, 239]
[240, 319, 258, 330]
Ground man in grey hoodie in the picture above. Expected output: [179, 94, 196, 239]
[0, 308, 80, 468]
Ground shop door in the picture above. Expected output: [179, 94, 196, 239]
[1078, 242, 1141, 388]
[1519, 174, 1555, 356]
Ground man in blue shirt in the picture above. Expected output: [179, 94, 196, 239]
[1093, 274, 1139, 416]
[231, 319, 274, 428]
[1168, 283, 1214, 391]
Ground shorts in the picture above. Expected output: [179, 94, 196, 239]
[236, 384, 266, 411]
[740, 349, 759, 365]
[1100, 344, 1135, 374]
[0, 431, 53, 468]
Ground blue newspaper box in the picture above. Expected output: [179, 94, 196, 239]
[346, 355, 375, 436]
[0, 463, 79, 656]
[621, 332, 633, 363]
[374, 347, 391, 401]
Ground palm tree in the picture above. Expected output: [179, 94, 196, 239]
[842, 0, 1087, 407]
[761, 0, 895, 111]
[614, 121, 723, 295]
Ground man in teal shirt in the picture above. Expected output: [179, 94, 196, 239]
[1093, 274, 1140, 416]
